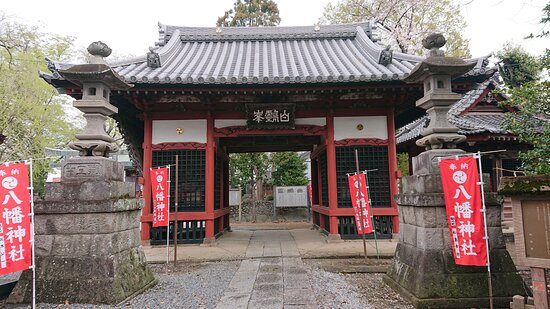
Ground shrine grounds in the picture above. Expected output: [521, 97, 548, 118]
[1, 222, 529, 308]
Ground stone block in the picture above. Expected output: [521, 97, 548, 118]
[484, 193, 502, 207]
[44, 181, 135, 202]
[395, 193, 446, 207]
[35, 198, 142, 214]
[400, 205, 416, 225]
[442, 228, 453, 250]
[486, 205, 501, 227]
[35, 209, 140, 235]
[416, 227, 446, 250]
[414, 207, 438, 228]
[487, 227, 506, 249]
[37, 228, 141, 257]
[412, 149, 465, 175]
[61, 157, 124, 183]
[402, 174, 443, 194]
[401, 223, 417, 246]
[8, 247, 155, 305]
[435, 206, 448, 228]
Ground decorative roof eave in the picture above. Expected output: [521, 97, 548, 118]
[58, 63, 133, 90]
[404, 56, 477, 84]
[395, 115, 429, 144]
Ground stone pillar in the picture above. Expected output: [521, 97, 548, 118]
[8, 42, 155, 305]
[383, 34, 527, 308]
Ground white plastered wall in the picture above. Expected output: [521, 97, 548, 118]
[214, 118, 326, 128]
[214, 119, 246, 128]
[333, 116, 387, 141]
[295, 117, 326, 126]
[152, 120, 207, 144]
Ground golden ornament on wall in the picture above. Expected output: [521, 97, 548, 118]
[356, 124, 364, 131]
[176, 127, 184, 135]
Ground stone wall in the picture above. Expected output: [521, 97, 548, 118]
[230, 197, 309, 222]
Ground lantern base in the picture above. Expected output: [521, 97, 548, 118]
[384, 165, 529, 308]
[7, 158, 155, 305]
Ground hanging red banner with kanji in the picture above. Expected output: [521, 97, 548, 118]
[0, 162, 32, 275]
[307, 183, 313, 207]
[150, 167, 169, 227]
[347, 173, 373, 234]
[440, 156, 487, 266]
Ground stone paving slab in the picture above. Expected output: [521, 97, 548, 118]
[143, 226, 397, 263]
[214, 229, 318, 308]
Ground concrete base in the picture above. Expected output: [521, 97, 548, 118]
[326, 233, 343, 243]
[201, 237, 217, 246]
[384, 273, 517, 309]
[385, 243, 527, 309]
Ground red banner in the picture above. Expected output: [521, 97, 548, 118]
[347, 173, 373, 234]
[150, 167, 169, 227]
[0, 163, 32, 275]
[307, 183, 313, 207]
[440, 156, 487, 266]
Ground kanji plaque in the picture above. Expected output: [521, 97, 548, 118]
[246, 103, 295, 130]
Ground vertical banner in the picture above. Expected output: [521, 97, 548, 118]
[150, 167, 169, 227]
[347, 173, 373, 234]
[0, 163, 32, 275]
[307, 183, 313, 207]
[440, 156, 487, 266]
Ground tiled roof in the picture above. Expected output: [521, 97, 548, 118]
[454, 114, 507, 135]
[41, 22, 495, 87]
[396, 72, 509, 144]
[107, 22, 424, 85]
[396, 116, 429, 144]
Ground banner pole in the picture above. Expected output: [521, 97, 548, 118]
[438, 149, 506, 161]
[364, 172, 380, 259]
[174, 155, 179, 267]
[27, 159, 36, 309]
[166, 165, 171, 265]
[354, 149, 368, 261]
[476, 152, 493, 309]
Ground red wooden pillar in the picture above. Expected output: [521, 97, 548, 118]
[141, 113, 153, 241]
[387, 111, 400, 233]
[310, 157, 318, 225]
[205, 114, 215, 241]
[326, 110, 339, 236]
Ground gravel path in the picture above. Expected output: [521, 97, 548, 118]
[6, 261, 240, 309]
[3, 259, 415, 309]
[304, 258, 414, 309]
[306, 265, 371, 309]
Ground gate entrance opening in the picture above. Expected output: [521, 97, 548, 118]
[145, 103, 403, 244]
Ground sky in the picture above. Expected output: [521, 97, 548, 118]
[2, 0, 548, 60]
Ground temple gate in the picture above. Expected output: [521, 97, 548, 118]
[42, 22, 492, 244]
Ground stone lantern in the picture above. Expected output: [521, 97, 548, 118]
[7, 42, 156, 306]
[404, 33, 475, 175]
[383, 34, 527, 308]
[63, 41, 127, 158]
